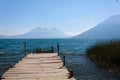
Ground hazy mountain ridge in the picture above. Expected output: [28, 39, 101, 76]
[11, 27, 69, 38]
[74, 15, 120, 39]
[0, 35, 4, 38]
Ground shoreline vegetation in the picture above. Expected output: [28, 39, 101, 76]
[86, 41, 120, 73]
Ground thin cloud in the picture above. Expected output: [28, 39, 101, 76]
[116, 0, 119, 3]
[66, 32, 80, 36]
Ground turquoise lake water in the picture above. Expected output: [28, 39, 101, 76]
[0, 39, 118, 80]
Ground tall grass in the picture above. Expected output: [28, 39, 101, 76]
[86, 41, 120, 72]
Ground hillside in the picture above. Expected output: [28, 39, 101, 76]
[74, 15, 120, 39]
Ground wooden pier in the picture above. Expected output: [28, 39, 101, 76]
[1, 53, 75, 80]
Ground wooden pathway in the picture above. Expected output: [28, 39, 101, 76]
[1, 53, 75, 80]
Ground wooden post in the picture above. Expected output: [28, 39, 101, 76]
[24, 42, 27, 56]
[68, 70, 73, 79]
[63, 55, 65, 66]
[0, 77, 5, 79]
[51, 45, 54, 53]
[57, 44, 60, 56]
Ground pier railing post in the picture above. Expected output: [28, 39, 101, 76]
[68, 70, 73, 79]
[63, 55, 65, 66]
[0, 77, 4, 79]
[24, 42, 27, 56]
[57, 44, 60, 56]
[51, 45, 54, 53]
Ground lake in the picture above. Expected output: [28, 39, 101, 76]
[0, 39, 118, 80]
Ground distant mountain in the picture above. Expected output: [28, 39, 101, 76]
[12, 27, 68, 38]
[74, 15, 120, 39]
[0, 35, 4, 39]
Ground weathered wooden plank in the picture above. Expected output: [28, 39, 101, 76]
[2, 53, 75, 80]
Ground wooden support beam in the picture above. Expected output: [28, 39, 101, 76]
[68, 70, 73, 79]
[63, 55, 65, 66]
[57, 44, 60, 56]
[24, 42, 27, 56]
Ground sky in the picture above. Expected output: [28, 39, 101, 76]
[0, 0, 120, 36]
